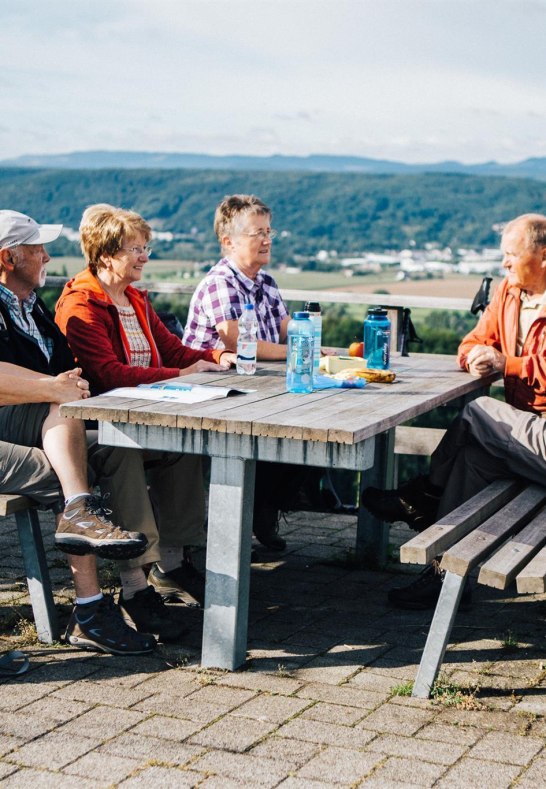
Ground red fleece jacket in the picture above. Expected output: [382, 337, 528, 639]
[55, 269, 223, 394]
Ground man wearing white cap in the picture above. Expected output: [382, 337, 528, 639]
[0, 210, 156, 656]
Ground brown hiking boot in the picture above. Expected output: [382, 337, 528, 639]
[55, 494, 148, 560]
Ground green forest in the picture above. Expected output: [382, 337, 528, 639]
[1, 166, 545, 260]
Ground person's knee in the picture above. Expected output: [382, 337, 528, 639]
[45, 404, 85, 437]
[462, 396, 489, 420]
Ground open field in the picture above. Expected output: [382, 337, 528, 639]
[330, 274, 501, 301]
[50, 258, 501, 301]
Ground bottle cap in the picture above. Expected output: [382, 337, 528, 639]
[367, 307, 387, 316]
[304, 301, 321, 313]
[292, 311, 310, 320]
[243, 303, 254, 311]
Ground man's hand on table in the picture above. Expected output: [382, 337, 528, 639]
[44, 368, 90, 403]
[466, 345, 506, 377]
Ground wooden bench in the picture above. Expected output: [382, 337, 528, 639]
[0, 494, 58, 643]
[399, 479, 546, 698]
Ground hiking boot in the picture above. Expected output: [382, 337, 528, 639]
[55, 494, 148, 559]
[119, 586, 188, 642]
[388, 561, 473, 611]
[148, 550, 205, 606]
[361, 475, 441, 532]
[65, 594, 156, 654]
[253, 506, 287, 551]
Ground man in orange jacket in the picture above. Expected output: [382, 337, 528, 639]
[363, 213, 546, 608]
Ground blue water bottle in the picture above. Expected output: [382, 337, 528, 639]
[364, 307, 391, 370]
[304, 301, 322, 375]
[286, 311, 314, 393]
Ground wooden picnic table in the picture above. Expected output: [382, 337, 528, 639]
[60, 353, 498, 670]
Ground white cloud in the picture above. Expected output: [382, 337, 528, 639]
[1, 0, 546, 162]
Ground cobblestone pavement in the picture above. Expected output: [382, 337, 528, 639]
[0, 508, 545, 787]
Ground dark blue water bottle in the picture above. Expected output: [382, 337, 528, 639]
[364, 307, 391, 370]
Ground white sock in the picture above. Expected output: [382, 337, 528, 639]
[119, 567, 148, 600]
[65, 493, 91, 506]
[157, 545, 184, 573]
[75, 592, 103, 606]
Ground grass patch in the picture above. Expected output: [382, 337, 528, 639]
[13, 617, 39, 647]
[276, 663, 293, 678]
[500, 630, 520, 652]
[390, 681, 413, 697]
[98, 560, 120, 589]
[430, 674, 482, 709]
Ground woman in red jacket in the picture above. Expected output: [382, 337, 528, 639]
[56, 203, 235, 642]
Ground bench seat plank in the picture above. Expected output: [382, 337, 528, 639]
[0, 494, 34, 517]
[400, 479, 520, 565]
[516, 545, 546, 593]
[441, 484, 546, 577]
[478, 506, 546, 589]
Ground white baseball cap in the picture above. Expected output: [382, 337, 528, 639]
[0, 210, 63, 250]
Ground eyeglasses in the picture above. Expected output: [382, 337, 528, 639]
[240, 229, 277, 241]
[120, 245, 152, 257]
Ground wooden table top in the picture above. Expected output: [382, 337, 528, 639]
[60, 354, 499, 446]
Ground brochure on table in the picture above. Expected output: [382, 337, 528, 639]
[101, 383, 254, 404]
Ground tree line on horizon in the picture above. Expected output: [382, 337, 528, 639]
[1, 166, 545, 261]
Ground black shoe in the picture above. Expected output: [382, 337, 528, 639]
[119, 586, 188, 642]
[388, 561, 473, 611]
[148, 550, 205, 606]
[361, 475, 440, 532]
[253, 507, 287, 551]
[65, 594, 156, 654]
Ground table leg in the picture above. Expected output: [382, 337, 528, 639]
[356, 429, 395, 566]
[201, 455, 256, 670]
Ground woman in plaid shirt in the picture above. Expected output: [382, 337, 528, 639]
[184, 194, 310, 553]
[183, 194, 289, 358]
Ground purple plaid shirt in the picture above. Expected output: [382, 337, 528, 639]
[183, 258, 289, 350]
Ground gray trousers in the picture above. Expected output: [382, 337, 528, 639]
[0, 403, 64, 511]
[0, 404, 205, 569]
[430, 396, 546, 517]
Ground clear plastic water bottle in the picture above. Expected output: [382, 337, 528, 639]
[364, 307, 391, 370]
[286, 311, 314, 393]
[304, 301, 322, 375]
[236, 303, 258, 375]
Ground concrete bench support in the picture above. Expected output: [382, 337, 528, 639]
[412, 571, 468, 698]
[1, 495, 58, 644]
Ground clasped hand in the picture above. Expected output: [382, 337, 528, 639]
[46, 368, 90, 403]
[466, 345, 506, 377]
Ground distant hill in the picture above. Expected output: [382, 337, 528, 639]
[2, 150, 546, 180]
[1, 166, 545, 257]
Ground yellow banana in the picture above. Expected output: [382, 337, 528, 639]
[332, 367, 396, 383]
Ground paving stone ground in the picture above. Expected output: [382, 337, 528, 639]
[1, 508, 545, 787]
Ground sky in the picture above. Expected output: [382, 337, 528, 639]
[1, 0, 546, 164]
